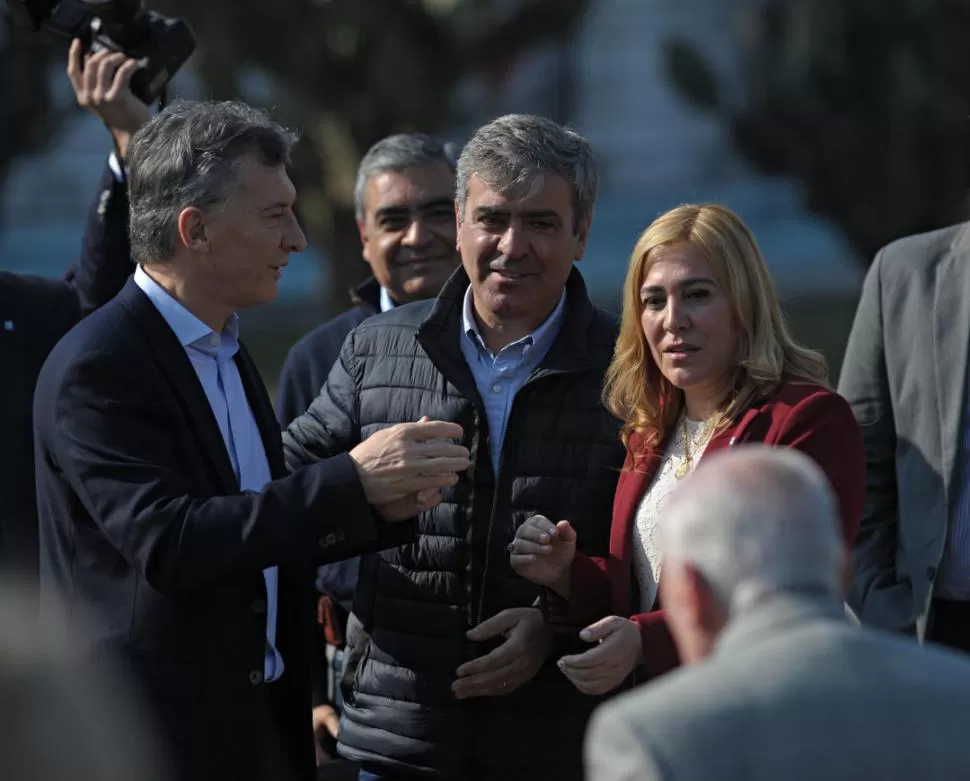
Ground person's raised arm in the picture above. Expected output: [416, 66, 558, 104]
[62, 39, 150, 313]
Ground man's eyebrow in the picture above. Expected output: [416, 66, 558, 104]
[261, 201, 293, 212]
[375, 197, 454, 217]
[519, 209, 561, 222]
[472, 206, 561, 221]
[472, 205, 508, 219]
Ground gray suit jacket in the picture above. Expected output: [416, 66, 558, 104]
[585, 594, 970, 781]
[839, 223, 970, 636]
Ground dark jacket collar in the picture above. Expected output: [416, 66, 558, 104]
[349, 276, 382, 313]
[417, 265, 601, 375]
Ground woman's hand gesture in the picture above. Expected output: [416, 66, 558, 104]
[509, 514, 577, 595]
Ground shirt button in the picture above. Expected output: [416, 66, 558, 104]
[249, 669, 264, 686]
[252, 599, 266, 615]
[492, 384, 502, 393]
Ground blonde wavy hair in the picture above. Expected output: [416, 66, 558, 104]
[603, 203, 828, 451]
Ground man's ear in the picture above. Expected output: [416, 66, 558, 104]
[177, 207, 209, 253]
[683, 563, 727, 637]
[454, 199, 465, 254]
[573, 216, 592, 262]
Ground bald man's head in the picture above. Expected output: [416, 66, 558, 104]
[657, 446, 845, 663]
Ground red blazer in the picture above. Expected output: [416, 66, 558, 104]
[554, 380, 865, 681]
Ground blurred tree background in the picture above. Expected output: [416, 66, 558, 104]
[664, 0, 970, 265]
[6, 0, 970, 280]
[5, 0, 970, 386]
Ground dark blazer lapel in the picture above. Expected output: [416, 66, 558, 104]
[116, 279, 238, 492]
[417, 267, 486, 408]
[933, 227, 970, 507]
[235, 343, 286, 479]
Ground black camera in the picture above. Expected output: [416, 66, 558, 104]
[7, 0, 195, 105]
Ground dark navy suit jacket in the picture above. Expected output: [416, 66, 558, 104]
[33, 278, 408, 781]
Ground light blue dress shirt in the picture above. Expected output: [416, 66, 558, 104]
[458, 285, 567, 471]
[379, 286, 396, 313]
[134, 266, 284, 681]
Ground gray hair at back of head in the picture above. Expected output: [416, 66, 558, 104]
[456, 113, 598, 234]
[661, 446, 844, 615]
[127, 99, 299, 265]
[354, 133, 459, 221]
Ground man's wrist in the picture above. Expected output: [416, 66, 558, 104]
[110, 127, 135, 162]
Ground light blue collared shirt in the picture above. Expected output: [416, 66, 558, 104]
[379, 286, 396, 313]
[134, 266, 284, 682]
[459, 286, 567, 471]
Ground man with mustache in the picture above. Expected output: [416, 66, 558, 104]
[283, 114, 624, 780]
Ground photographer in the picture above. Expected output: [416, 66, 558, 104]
[0, 39, 138, 580]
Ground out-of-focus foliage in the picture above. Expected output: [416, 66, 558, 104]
[664, 0, 970, 264]
[156, 0, 591, 313]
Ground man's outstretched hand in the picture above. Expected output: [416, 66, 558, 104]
[350, 419, 469, 522]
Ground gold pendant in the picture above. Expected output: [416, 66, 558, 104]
[675, 459, 691, 479]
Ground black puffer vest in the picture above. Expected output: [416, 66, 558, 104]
[286, 267, 625, 779]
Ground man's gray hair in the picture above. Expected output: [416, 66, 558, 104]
[661, 446, 844, 615]
[127, 99, 299, 265]
[456, 113, 598, 234]
[354, 133, 459, 221]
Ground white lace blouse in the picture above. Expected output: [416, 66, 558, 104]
[631, 416, 714, 612]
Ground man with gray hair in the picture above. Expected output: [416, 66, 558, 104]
[283, 114, 624, 780]
[33, 99, 470, 781]
[585, 446, 970, 781]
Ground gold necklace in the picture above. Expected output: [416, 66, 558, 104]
[674, 416, 715, 479]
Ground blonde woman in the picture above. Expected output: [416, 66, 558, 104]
[510, 204, 865, 696]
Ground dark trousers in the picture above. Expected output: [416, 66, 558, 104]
[929, 598, 970, 654]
